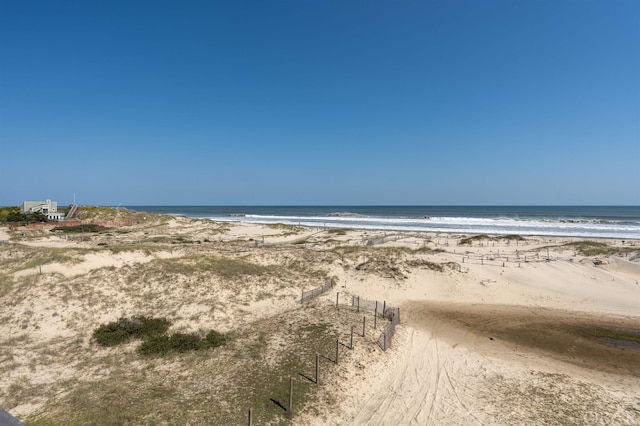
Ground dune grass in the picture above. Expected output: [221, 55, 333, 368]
[563, 241, 632, 256]
[4, 247, 86, 274]
[459, 235, 494, 245]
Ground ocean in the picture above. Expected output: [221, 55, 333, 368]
[125, 206, 640, 240]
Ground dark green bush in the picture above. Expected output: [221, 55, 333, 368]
[93, 324, 131, 346]
[170, 333, 203, 352]
[137, 331, 227, 356]
[92, 316, 171, 347]
[94, 316, 227, 356]
[51, 224, 109, 233]
[502, 234, 526, 241]
[136, 316, 171, 337]
[138, 335, 172, 356]
[204, 330, 227, 348]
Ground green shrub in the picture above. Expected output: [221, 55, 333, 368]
[502, 234, 526, 241]
[137, 331, 227, 356]
[170, 333, 203, 352]
[94, 316, 227, 356]
[92, 316, 171, 347]
[204, 330, 227, 348]
[136, 316, 171, 337]
[51, 224, 109, 233]
[93, 325, 131, 347]
[138, 335, 172, 356]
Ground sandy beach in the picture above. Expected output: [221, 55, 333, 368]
[1, 209, 639, 424]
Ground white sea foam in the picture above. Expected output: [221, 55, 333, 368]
[205, 214, 640, 239]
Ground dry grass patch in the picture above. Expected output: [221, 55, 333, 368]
[563, 240, 635, 256]
[1, 246, 86, 274]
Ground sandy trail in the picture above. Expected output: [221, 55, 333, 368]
[352, 327, 485, 425]
[348, 301, 640, 425]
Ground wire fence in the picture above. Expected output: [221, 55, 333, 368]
[301, 279, 335, 304]
[458, 252, 557, 267]
[246, 291, 400, 423]
[378, 311, 400, 351]
[350, 295, 400, 351]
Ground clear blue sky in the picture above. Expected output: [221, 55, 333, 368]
[1, 0, 639, 206]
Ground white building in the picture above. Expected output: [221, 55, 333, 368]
[21, 199, 65, 221]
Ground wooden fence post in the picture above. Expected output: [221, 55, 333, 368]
[315, 353, 320, 384]
[374, 301, 378, 329]
[362, 316, 366, 337]
[383, 301, 386, 319]
[336, 292, 339, 308]
[350, 326, 354, 349]
[335, 339, 339, 364]
[357, 296, 360, 312]
[289, 377, 294, 414]
[248, 409, 252, 426]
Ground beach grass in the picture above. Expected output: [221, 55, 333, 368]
[4, 247, 86, 273]
[563, 241, 634, 256]
[459, 235, 494, 245]
[327, 228, 349, 235]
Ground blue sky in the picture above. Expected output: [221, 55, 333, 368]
[1, 0, 639, 206]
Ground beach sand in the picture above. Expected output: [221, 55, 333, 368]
[1, 213, 639, 424]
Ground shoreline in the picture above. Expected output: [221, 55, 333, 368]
[125, 204, 640, 241]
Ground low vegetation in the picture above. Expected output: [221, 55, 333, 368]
[4, 247, 85, 274]
[93, 316, 228, 356]
[93, 316, 171, 346]
[267, 223, 305, 236]
[563, 241, 632, 256]
[406, 259, 461, 272]
[459, 235, 493, 245]
[327, 228, 349, 235]
[501, 234, 526, 241]
[138, 330, 227, 356]
[51, 224, 110, 233]
[75, 206, 169, 225]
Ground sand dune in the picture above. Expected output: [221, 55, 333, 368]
[1, 216, 638, 424]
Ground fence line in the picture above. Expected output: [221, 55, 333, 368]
[249, 291, 399, 423]
[459, 252, 557, 267]
[301, 279, 335, 304]
[350, 295, 400, 351]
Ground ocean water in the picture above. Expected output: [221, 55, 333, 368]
[126, 206, 640, 240]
